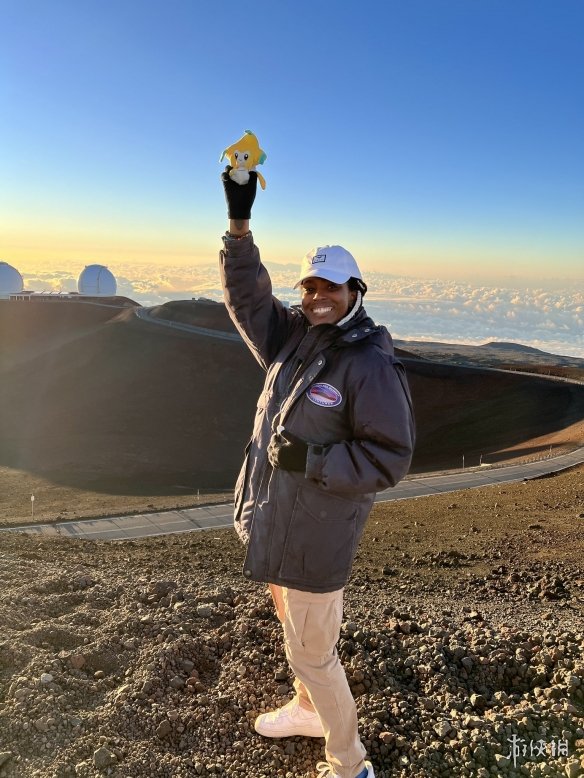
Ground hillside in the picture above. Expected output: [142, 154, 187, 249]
[482, 341, 548, 354]
[0, 298, 582, 505]
[397, 339, 584, 375]
[0, 298, 137, 371]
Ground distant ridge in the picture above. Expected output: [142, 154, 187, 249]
[481, 341, 547, 354]
[396, 338, 583, 371]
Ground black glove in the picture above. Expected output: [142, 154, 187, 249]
[267, 429, 309, 472]
[221, 165, 258, 220]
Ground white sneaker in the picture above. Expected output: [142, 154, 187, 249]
[254, 698, 325, 738]
[316, 760, 375, 778]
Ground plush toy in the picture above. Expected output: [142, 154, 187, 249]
[220, 130, 267, 189]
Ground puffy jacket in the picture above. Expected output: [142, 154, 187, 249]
[220, 233, 415, 593]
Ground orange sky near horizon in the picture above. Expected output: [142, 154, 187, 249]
[4, 228, 582, 287]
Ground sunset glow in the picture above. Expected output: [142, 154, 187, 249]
[1, 0, 582, 352]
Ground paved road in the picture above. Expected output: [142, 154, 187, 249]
[2, 447, 582, 542]
[134, 307, 242, 342]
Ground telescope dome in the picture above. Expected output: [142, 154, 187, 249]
[0, 262, 24, 297]
[78, 264, 117, 296]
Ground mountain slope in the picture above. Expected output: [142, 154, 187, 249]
[1, 299, 582, 494]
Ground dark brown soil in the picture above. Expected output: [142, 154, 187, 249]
[0, 466, 582, 777]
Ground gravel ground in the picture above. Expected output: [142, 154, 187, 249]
[0, 466, 583, 778]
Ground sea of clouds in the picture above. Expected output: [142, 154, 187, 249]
[22, 263, 584, 358]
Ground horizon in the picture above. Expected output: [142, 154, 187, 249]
[11, 258, 584, 360]
[10, 253, 584, 287]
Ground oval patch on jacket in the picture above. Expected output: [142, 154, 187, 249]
[306, 383, 343, 407]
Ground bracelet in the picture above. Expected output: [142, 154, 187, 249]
[225, 230, 251, 241]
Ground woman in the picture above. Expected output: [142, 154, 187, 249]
[220, 167, 415, 778]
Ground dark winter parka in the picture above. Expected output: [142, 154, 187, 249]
[220, 233, 415, 593]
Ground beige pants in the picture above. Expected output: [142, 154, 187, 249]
[268, 584, 367, 778]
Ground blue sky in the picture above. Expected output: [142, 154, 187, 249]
[1, 0, 583, 283]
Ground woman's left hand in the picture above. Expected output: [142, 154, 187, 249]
[267, 429, 308, 472]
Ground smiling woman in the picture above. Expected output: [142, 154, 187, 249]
[300, 277, 355, 326]
[293, 244, 368, 327]
[219, 168, 414, 778]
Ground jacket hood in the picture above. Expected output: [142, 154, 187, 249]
[291, 303, 394, 356]
[337, 309, 395, 354]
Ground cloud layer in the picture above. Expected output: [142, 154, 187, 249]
[21, 264, 583, 358]
[362, 275, 584, 358]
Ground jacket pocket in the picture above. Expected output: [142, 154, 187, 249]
[278, 484, 358, 587]
[252, 388, 272, 438]
[234, 439, 252, 523]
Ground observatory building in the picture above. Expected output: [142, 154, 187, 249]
[0, 262, 24, 298]
[78, 264, 117, 296]
[3, 261, 129, 304]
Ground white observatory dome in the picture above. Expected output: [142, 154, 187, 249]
[0, 261, 24, 298]
[77, 264, 117, 296]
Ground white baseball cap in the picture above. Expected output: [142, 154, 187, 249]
[294, 245, 363, 288]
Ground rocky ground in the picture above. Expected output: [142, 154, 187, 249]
[0, 465, 583, 778]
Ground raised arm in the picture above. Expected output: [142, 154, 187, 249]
[229, 218, 249, 237]
[219, 167, 296, 369]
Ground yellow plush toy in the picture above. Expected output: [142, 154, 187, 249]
[220, 130, 267, 189]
